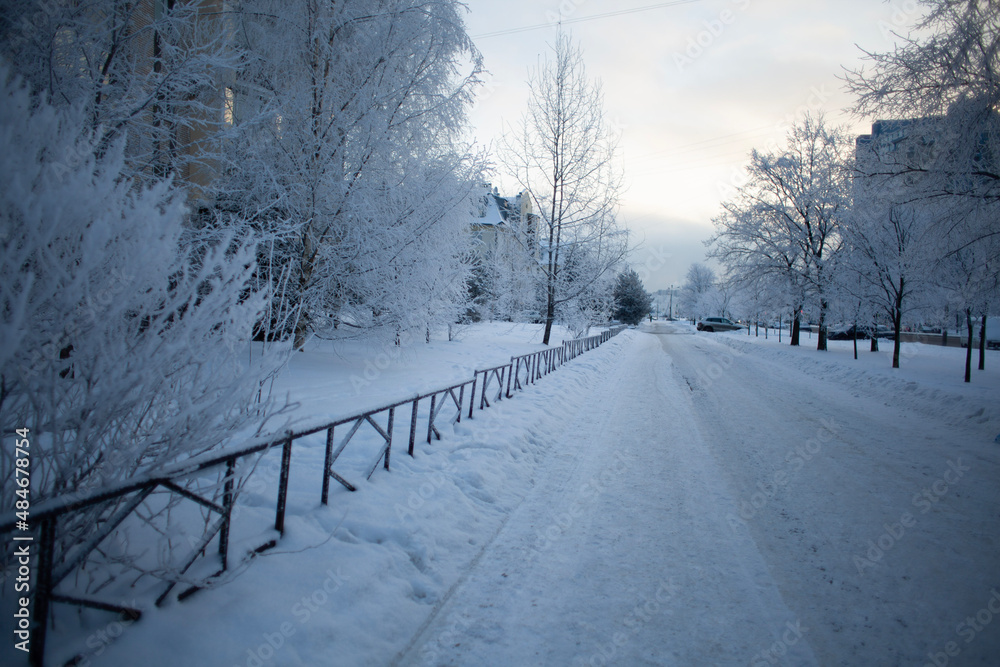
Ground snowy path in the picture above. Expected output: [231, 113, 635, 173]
[397, 325, 1000, 666]
[396, 330, 819, 666]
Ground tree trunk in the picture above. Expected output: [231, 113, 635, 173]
[816, 299, 828, 351]
[292, 270, 311, 350]
[891, 276, 905, 368]
[978, 311, 986, 371]
[892, 307, 903, 369]
[293, 314, 309, 351]
[870, 316, 879, 352]
[942, 304, 949, 347]
[293, 222, 316, 351]
[542, 193, 558, 346]
[790, 308, 801, 346]
[965, 307, 973, 383]
[542, 278, 556, 345]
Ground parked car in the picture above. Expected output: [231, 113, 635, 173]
[696, 317, 744, 332]
[960, 317, 1000, 349]
[827, 325, 871, 340]
[827, 325, 895, 340]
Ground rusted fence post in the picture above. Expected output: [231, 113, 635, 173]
[468, 374, 477, 419]
[383, 407, 395, 471]
[219, 458, 235, 570]
[408, 398, 419, 456]
[478, 370, 487, 411]
[427, 393, 437, 444]
[29, 517, 55, 667]
[321, 426, 335, 505]
[275, 434, 293, 534]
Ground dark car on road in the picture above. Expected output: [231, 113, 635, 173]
[827, 325, 895, 340]
[696, 317, 744, 332]
[827, 325, 871, 340]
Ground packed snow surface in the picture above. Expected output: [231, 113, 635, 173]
[39, 323, 1000, 665]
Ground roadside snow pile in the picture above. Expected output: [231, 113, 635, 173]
[36, 326, 631, 667]
[707, 330, 1000, 432]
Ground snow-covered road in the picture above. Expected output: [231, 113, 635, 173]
[659, 325, 1000, 666]
[398, 325, 1000, 666]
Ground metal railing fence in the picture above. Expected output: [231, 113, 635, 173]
[1, 325, 626, 665]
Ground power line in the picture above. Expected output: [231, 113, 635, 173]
[627, 124, 777, 162]
[626, 110, 858, 176]
[629, 111, 856, 164]
[472, 0, 701, 40]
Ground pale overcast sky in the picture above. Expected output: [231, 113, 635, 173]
[461, 0, 923, 291]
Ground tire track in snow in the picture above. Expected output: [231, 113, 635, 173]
[659, 329, 1000, 665]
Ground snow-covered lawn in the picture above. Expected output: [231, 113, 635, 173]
[268, 322, 579, 428]
[23, 323, 1000, 666]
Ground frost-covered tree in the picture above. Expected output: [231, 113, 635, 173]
[467, 189, 543, 323]
[223, 0, 484, 348]
[709, 115, 852, 349]
[678, 263, 717, 320]
[557, 245, 620, 336]
[844, 169, 941, 367]
[845, 0, 999, 207]
[480, 240, 543, 323]
[845, 0, 1000, 373]
[502, 33, 629, 345]
[935, 205, 1000, 380]
[678, 262, 736, 321]
[0, 0, 235, 188]
[828, 248, 884, 356]
[0, 72, 283, 536]
[612, 269, 652, 325]
[729, 275, 780, 337]
[0, 0, 487, 349]
[707, 197, 809, 344]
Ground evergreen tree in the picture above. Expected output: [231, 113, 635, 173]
[613, 269, 653, 325]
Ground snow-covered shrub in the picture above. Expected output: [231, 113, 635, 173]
[0, 69, 285, 510]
